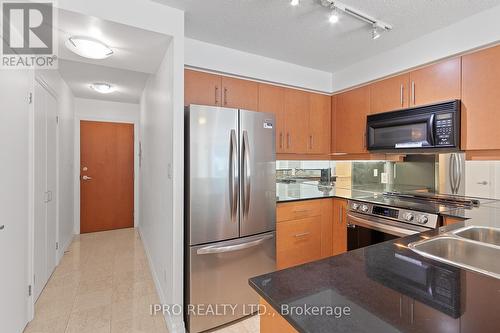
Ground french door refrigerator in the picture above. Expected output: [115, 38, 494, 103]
[185, 105, 276, 333]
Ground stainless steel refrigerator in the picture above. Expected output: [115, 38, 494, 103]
[438, 153, 466, 195]
[185, 105, 276, 333]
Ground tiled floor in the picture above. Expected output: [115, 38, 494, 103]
[24, 228, 260, 333]
[24, 228, 168, 333]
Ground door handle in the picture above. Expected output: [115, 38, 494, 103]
[229, 129, 238, 224]
[477, 181, 488, 185]
[241, 130, 251, 221]
[196, 233, 274, 255]
[82, 175, 93, 181]
[0, 225, 4, 230]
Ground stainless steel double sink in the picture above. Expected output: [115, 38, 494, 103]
[408, 226, 500, 279]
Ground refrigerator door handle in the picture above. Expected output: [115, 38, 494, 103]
[196, 233, 274, 255]
[449, 153, 457, 194]
[242, 130, 251, 221]
[229, 129, 238, 223]
[456, 153, 463, 193]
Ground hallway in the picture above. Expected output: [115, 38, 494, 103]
[24, 229, 168, 333]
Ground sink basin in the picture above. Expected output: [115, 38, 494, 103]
[453, 226, 500, 247]
[409, 236, 500, 279]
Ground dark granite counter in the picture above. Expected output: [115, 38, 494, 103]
[254, 191, 500, 333]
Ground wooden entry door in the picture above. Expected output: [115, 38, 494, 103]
[80, 121, 134, 233]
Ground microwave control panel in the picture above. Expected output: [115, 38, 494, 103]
[435, 113, 455, 146]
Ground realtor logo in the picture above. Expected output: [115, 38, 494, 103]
[1, 1, 57, 68]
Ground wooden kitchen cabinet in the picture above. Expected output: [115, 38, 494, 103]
[276, 199, 333, 269]
[221, 76, 259, 110]
[260, 298, 298, 333]
[332, 198, 348, 255]
[408, 57, 461, 107]
[370, 74, 410, 114]
[308, 93, 331, 154]
[184, 69, 221, 107]
[258, 84, 286, 153]
[334, 86, 370, 154]
[462, 44, 500, 151]
[283, 89, 309, 154]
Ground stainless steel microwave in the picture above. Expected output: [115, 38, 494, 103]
[367, 100, 461, 152]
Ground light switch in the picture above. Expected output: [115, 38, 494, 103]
[381, 173, 388, 184]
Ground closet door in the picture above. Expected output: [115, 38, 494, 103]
[33, 80, 58, 300]
[34, 81, 48, 301]
[45, 88, 58, 277]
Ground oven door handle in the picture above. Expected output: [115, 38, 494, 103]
[346, 212, 426, 237]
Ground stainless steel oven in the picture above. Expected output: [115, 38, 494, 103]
[346, 200, 438, 251]
[367, 100, 460, 152]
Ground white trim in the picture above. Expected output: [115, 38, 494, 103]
[73, 116, 139, 234]
[138, 227, 185, 333]
[27, 70, 35, 323]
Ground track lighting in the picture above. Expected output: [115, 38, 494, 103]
[328, 9, 339, 24]
[290, 0, 299, 6]
[371, 25, 381, 40]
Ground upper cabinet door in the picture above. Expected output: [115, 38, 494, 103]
[284, 89, 309, 154]
[335, 86, 370, 154]
[185, 69, 222, 107]
[308, 93, 331, 154]
[462, 45, 500, 150]
[221, 76, 259, 111]
[370, 74, 410, 114]
[409, 58, 461, 107]
[258, 84, 286, 153]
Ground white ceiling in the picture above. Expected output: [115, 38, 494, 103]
[156, 0, 500, 73]
[56, 9, 171, 103]
[58, 59, 150, 103]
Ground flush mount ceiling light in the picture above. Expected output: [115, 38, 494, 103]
[65, 36, 114, 59]
[293, 0, 392, 39]
[90, 82, 116, 94]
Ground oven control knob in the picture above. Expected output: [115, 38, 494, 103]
[404, 213, 414, 222]
[417, 215, 429, 224]
[360, 204, 369, 213]
[351, 203, 360, 210]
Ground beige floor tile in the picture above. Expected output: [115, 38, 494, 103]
[110, 314, 157, 333]
[65, 305, 111, 333]
[73, 289, 113, 312]
[23, 315, 69, 333]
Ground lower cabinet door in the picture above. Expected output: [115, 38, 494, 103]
[276, 216, 322, 269]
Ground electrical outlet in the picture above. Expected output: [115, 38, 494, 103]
[373, 169, 378, 177]
[381, 173, 388, 184]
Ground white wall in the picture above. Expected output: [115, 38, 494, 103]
[34, 69, 76, 259]
[140, 41, 184, 331]
[73, 98, 140, 234]
[332, 4, 500, 92]
[185, 38, 333, 93]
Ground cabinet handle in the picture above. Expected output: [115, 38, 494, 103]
[293, 208, 312, 213]
[399, 296, 403, 318]
[287, 133, 291, 149]
[223, 87, 228, 106]
[338, 206, 342, 225]
[309, 135, 313, 149]
[279, 133, 283, 149]
[294, 232, 311, 238]
[400, 84, 404, 107]
[215, 86, 219, 105]
[411, 81, 415, 105]
[363, 132, 367, 149]
[410, 300, 414, 324]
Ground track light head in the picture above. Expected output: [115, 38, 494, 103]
[290, 0, 299, 6]
[371, 25, 382, 40]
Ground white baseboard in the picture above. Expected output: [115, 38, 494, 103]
[138, 227, 186, 333]
[57, 233, 74, 264]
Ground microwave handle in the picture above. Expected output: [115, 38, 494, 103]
[427, 114, 435, 146]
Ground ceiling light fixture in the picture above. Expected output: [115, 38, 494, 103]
[290, 0, 299, 6]
[65, 36, 114, 59]
[371, 25, 381, 40]
[318, 0, 392, 39]
[328, 9, 339, 24]
[90, 83, 116, 94]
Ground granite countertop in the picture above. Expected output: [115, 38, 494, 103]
[250, 201, 500, 333]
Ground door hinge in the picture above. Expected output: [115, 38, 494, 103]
[56, 116, 59, 124]
[56, 242, 59, 250]
[28, 92, 33, 104]
[28, 285, 32, 297]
